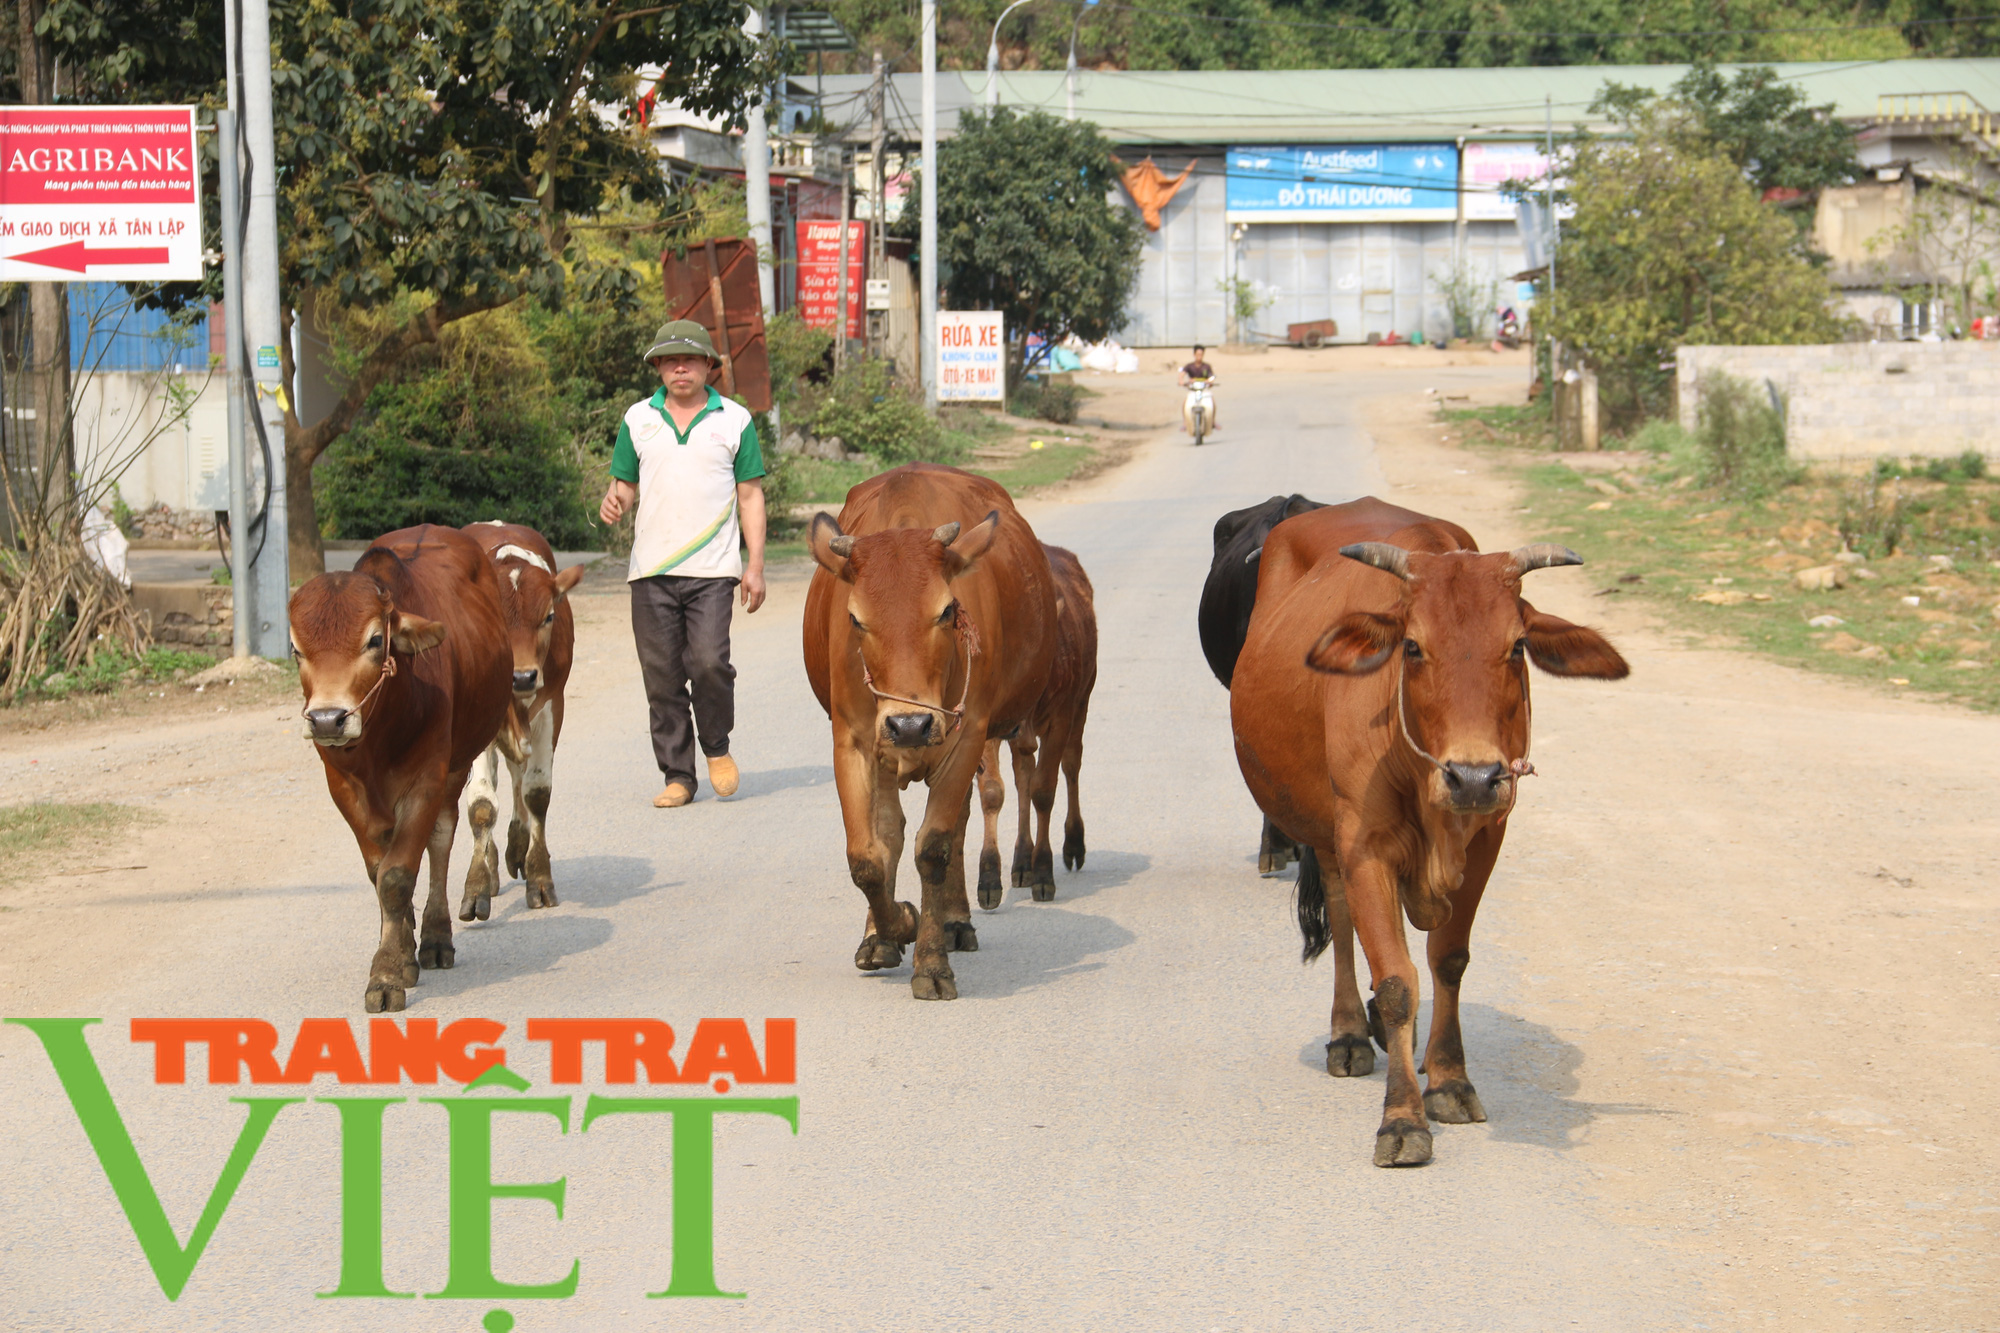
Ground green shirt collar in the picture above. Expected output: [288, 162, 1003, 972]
[649, 385, 724, 443]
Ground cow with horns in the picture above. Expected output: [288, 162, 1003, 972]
[803, 463, 1058, 1000]
[1229, 498, 1629, 1166]
[288, 525, 514, 1012]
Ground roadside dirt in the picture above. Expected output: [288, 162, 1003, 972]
[1362, 383, 1999, 1329]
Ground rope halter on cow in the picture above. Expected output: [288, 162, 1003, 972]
[858, 602, 982, 732]
[1339, 541, 1584, 784]
[828, 520, 984, 733]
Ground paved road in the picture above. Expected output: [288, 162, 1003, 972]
[1, 367, 1698, 1330]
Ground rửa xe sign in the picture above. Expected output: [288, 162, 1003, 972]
[0, 106, 202, 282]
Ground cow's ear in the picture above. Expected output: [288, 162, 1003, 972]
[552, 564, 586, 599]
[1305, 612, 1403, 675]
[391, 611, 447, 655]
[809, 512, 853, 580]
[942, 510, 1001, 578]
[1522, 603, 1629, 679]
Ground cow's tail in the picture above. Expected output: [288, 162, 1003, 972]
[1294, 844, 1330, 964]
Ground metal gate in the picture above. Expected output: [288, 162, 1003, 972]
[1114, 156, 1227, 348]
[1240, 220, 1527, 344]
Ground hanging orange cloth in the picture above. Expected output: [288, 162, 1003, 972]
[1113, 156, 1197, 231]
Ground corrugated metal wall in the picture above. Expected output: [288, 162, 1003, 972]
[1239, 220, 1525, 344]
[1115, 156, 1227, 348]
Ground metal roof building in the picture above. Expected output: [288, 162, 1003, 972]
[820, 60, 2000, 145]
[809, 60, 2000, 346]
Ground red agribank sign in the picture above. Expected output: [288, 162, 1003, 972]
[0, 106, 202, 281]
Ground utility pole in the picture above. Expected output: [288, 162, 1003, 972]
[987, 0, 1036, 109]
[1066, 0, 1098, 123]
[217, 108, 250, 660]
[241, 0, 289, 658]
[920, 0, 938, 411]
[15, 0, 71, 520]
[834, 150, 852, 373]
[1544, 94, 1556, 302]
[867, 50, 887, 356]
[745, 6, 776, 320]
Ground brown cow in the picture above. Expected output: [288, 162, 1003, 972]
[1230, 497, 1628, 1166]
[975, 543, 1097, 906]
[803, 463, 1058, 1000]
[288, 525, 513, 1012]
[461, 521, 585, 918]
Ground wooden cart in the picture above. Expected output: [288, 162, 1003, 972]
[1285, 318, 1338, 348]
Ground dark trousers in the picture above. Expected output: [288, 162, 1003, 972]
[630, 575, 737, 790]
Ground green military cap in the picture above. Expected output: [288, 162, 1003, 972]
[642, 319, 720, 363]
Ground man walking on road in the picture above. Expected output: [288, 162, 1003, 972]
[600, 320, 767, 808]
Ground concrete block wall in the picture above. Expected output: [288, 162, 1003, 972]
[1676, 342, 2000, 460]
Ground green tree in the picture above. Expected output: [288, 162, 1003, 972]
[1542, 104, 1843, 416]
[898, 106, 1142, 386]
[35, 0, 777, 572]
[1592, 61, 1860, 197]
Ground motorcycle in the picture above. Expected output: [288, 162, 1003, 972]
[1186, 378, 1216, 446]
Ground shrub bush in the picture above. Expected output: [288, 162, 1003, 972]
[1627, 418, 1695, 454]
[809, 358, 955, 466]
[1692, 372, 1799, 498]
[317, 308, 594, 546]
[1009, 378, 1080, 424]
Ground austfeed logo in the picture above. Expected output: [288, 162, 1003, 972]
[6, 1016, 798, 1324]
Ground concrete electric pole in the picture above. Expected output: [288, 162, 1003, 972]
[920, 0, 938, 411]
[745, 6, 776, 320]
[238, 0, 290, 658]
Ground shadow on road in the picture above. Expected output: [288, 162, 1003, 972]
[1291, 1001, 1673, 1150]
[491, 854, 664, 910]
[725, 764, 836, 800]
[852, 906, 1138, 1001]
[979, 846, 1152, 906]
[413, 912, 617, 1007]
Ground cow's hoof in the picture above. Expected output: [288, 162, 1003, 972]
[1030, 874, 1057, 903]
[364, 981, 406, 1013]
[1326, 1034, 1375, 1078]
[506, 821, 529, 881]
[1063, 823, 1085, 871]
[942, 921, 979, 952]
[1258, 847, 1291, 875]
[977, 852, 1004, 910]
[419, 940, 454, 971]
[525, 878, 559, 910]
[910, 964, 958, 1001]
[1424, 1080, 1487, 1124]
[1373, 1119, 1433, 1168]
[457, 892, 492, 923]
[1011, 846, 1033, 888]
[855, 935, 902, 971]
[1366, 997, 1388, 1052]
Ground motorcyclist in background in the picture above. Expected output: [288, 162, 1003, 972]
[1178, 345, 1217, 436]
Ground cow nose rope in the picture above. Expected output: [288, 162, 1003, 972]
[1394, 659, 1537, 781]
[860, 604, 982, 733]
[300, 652, 399, 730]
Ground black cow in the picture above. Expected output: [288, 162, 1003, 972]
[1198, 494, 1327, 874]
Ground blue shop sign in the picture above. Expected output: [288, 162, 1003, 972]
[1226, 144, 1458, 221]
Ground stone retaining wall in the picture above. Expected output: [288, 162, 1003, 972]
[133, 584, 232, 651]
[1676, 342, 2000, 460]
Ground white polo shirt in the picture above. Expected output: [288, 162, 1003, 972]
[609, 386, 765, 581]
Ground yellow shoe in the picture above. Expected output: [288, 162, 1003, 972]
[653, 781, 693, 809]
[707, 753, 740, 798]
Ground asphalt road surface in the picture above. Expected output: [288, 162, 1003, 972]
[5, 364, 1711, 1331]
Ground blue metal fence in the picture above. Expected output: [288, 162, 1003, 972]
[67, 282, 213, 372]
